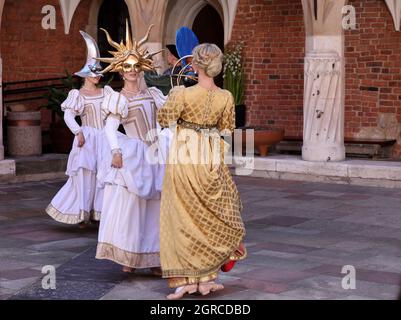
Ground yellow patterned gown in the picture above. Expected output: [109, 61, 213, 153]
[157, 84, 246, 288]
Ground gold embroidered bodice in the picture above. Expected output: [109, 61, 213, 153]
[80, 93, 106, 130]
[121, 91, 158, 142]
[157, 84, 235, 132]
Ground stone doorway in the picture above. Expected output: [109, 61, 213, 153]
[97, 0, 131, 82]
[192, 4, 224, 87]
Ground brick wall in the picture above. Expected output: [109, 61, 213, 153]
[345, 0, 401, 156]
[231, 0, 401, 157]
[2, 0, 401, 156]
[1, 0, 90, 135]
[230, 0, 305, 137]
[1, 0, 90, 82]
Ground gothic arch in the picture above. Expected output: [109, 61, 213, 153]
[385, 0, 401, 31]
[164, 0, 238, 45]
[86, 0, 138, 40]
[58, 0, 81, 34]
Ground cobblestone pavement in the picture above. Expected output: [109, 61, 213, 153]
[1, 177, 401, 300]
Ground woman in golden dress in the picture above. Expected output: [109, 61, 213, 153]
[157, 43, 246, 300]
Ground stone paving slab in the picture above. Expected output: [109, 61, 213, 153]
[1, 177, 401, 300]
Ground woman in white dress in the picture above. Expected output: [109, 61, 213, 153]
[95, 22, 167, 274]
[46, 31, 114, 226]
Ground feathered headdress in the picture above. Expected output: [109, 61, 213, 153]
[96, 20, 162, 74]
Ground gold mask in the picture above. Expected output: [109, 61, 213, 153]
[96, 20, 162, 74]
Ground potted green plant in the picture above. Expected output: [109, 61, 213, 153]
[223, 42, 245, 128]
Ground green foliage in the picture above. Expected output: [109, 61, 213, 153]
[223, 42, 245, 106]
[43, 71, 80, 118]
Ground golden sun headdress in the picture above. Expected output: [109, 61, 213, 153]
[96, 20, 162, 74]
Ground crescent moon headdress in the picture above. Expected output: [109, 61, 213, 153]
[96, 20, 162, 74]
[75, 31, 103, 78]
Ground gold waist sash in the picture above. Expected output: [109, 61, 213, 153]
[177, 119, 217, 132]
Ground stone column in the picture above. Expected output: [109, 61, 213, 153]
[301, 0, 347, 162]
[125, 0, 168, 73]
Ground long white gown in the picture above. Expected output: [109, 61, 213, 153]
[46, 86, 115, 224]
[96, 87, 168, 268]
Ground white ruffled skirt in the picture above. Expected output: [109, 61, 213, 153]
[46, 126, 104, 224]
[96, 130, 170, 268]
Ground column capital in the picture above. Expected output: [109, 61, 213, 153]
[125, 0, 168, 42]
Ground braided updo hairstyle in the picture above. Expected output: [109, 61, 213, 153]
[192, 43, 223, 78]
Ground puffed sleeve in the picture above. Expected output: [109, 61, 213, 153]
[103, 85, 115, 96]
[101, 91, 129, 121]
[147, 87, 167, 109]
[217, 91, 236, 133]
[61, 89, 84, 115]
[157, 86, 185, 128]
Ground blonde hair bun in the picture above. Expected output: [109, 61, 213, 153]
[192, 43, 223, 78]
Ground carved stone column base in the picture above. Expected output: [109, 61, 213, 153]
[301, 0, 346, 163]
[0, 159, 15, 177]
[302, 142, 345, 162]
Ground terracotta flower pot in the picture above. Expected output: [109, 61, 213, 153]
[242, 126, 285, 156]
